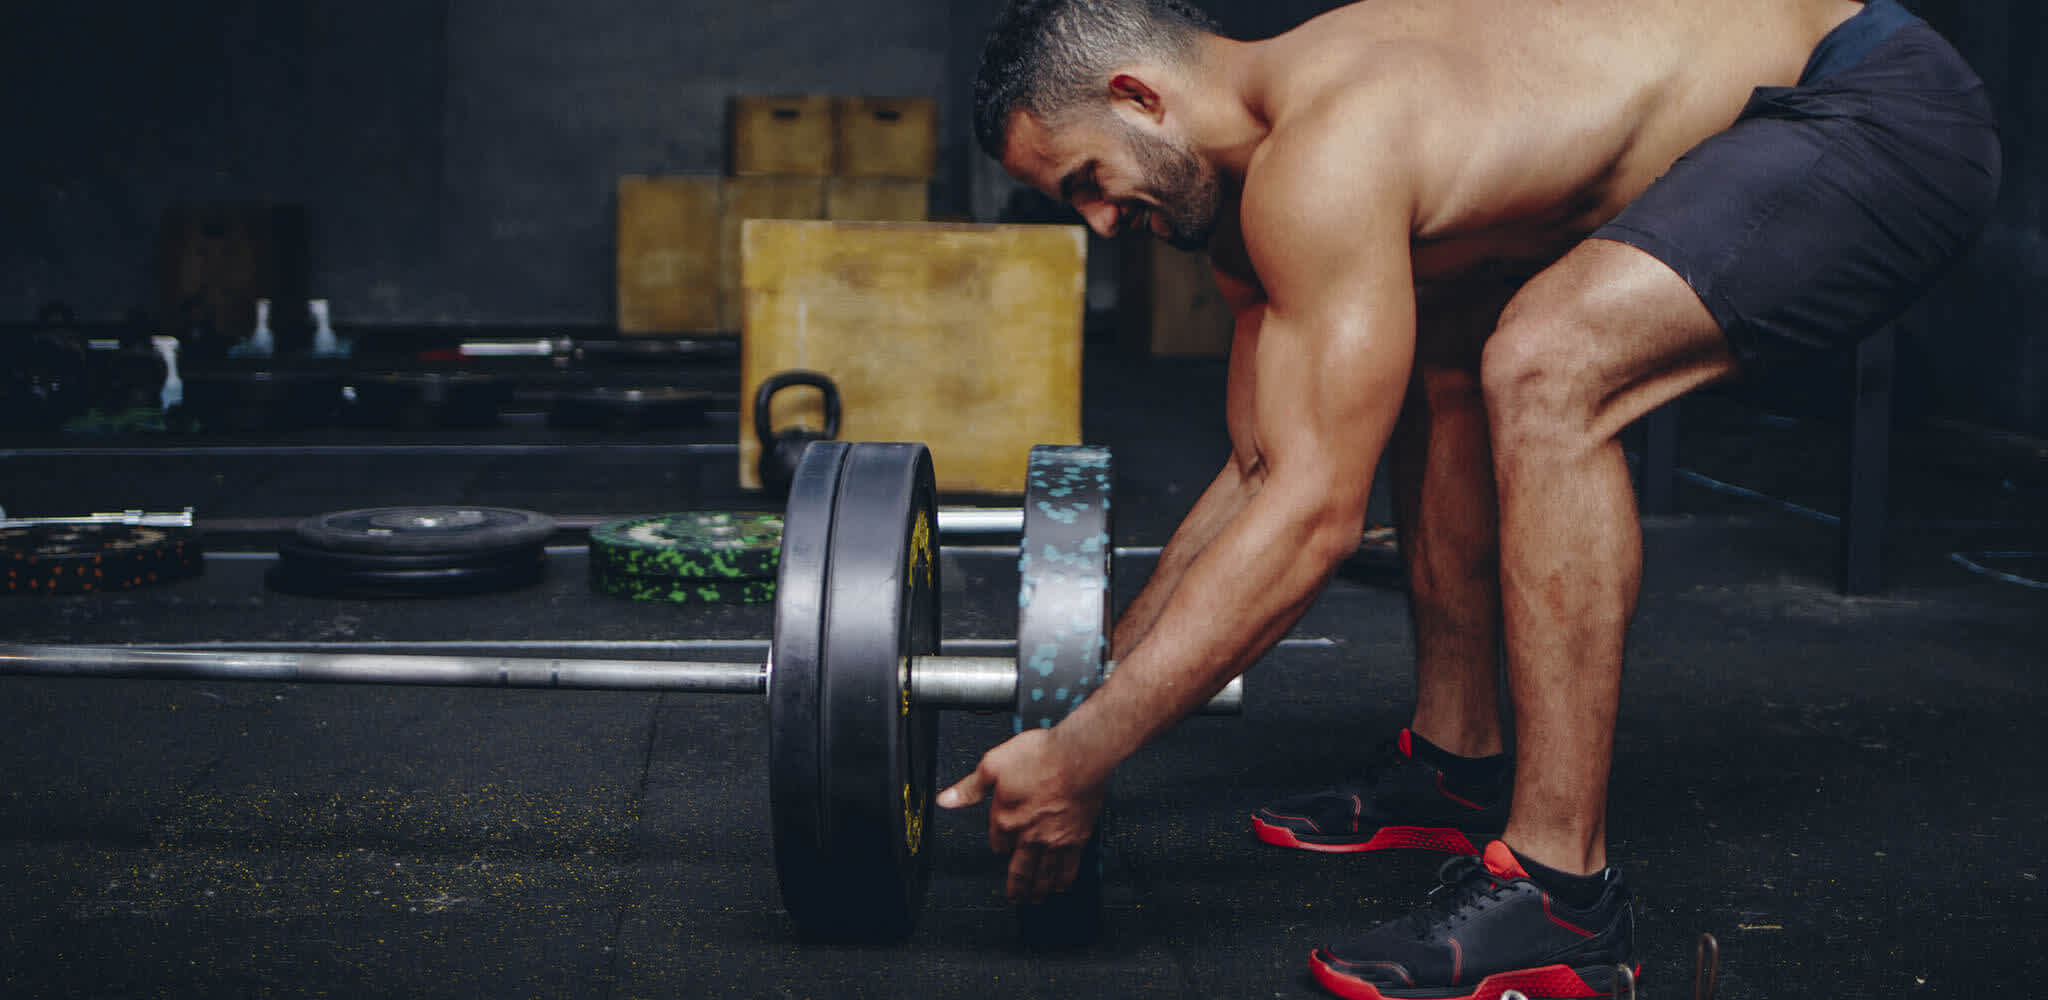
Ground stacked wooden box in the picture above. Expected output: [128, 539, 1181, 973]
[616, 96, 939, 335]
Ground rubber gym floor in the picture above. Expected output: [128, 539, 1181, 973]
[3, 349, 2044, 999]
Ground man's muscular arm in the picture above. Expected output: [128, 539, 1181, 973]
[939, 100, 1424, 903]
[1057, 116, 1419, 774]
[1110, 287, 1264, 658]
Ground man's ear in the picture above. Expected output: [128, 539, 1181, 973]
[1108, 73, 1166, 122]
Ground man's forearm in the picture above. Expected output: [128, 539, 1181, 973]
[1063, 478, 1358, 780]
[1111, 457, 1252, 659]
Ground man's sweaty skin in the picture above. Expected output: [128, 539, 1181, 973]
[939, 0, 1866, 905]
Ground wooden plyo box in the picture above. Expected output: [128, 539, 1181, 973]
[832, 97, 938, 179]
[824, 177, 929, 222]
[731, 96, 836, 176]
[616, 176, 722, 334]
[718, 177, 826, 332]
[740, 220, 1089, 494]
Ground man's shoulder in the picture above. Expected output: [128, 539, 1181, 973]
[1253, 40, 1473, 180]
[1264, 38, 1464, 131]
[1242, 57, 1452, 233]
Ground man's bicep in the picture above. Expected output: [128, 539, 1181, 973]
[1241, 179, 1418, 503]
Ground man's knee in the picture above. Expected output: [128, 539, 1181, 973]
[1480, 246, 1736, 453]
[1479, 298, 1605, 455]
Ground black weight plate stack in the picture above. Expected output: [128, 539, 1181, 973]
[178, 367, 345, 432]
[768, 441, 849, 937]
[295, 506, 554, 553]
[339, 372, 511, 429]
[1014, 444, 1115, 946]
[267, 538, 548, 598]
[769, 442, 942, 942]
[547, 386, 719, 430]
[268, 506, 555, 598]
[588, 512, 782, 604]
[1, 524, 205, 594]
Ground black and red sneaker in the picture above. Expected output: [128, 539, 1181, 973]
[1308, 841, 1637, 1000]
[1251, 729, 1508, 854]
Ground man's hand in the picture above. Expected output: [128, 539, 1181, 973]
[936, 727, 1108, 904]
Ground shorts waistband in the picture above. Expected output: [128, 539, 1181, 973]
[1801, 0, 1924, 84]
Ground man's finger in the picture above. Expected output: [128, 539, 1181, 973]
[937, 767, 987, 810]
[1005, 842, 1044, 904]
[1027, 843, 1066, 904]
[1024, 842, 1084, 903]
[1050, 843, 1083, 898]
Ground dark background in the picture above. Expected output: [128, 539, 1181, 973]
[2, 0, 2041, 434]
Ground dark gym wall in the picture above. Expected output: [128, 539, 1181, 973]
[1898, 0, 2046, 437]
[4, 3, 449, 323]
[3, 0, 2044, 435]
[3, 0, 959, 327]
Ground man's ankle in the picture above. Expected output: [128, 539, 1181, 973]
[1497, 831, 1607, 877]
[1406, 720, 1505, 761]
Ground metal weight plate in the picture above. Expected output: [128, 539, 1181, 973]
[1, 524, 205, 594]
[588, 565, 775, 604]
[767, 441, 850, 937]
[816, 442, 941, 941]
[819, 440, 937, 942]
[588, 512, 782, 581]
[294, 506, 556, 555]
[1015, 445, 1115, 729]
[1014, 444, 1115, 945]
[266, 538, 547, 598]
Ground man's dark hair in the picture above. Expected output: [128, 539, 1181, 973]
[974, 0, 1220, 160]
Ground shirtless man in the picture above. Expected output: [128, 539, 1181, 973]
[937, 0, 1999, 995]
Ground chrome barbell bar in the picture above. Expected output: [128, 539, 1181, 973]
[0, 644, 1242, 714]
[0, 506, 1020, 535]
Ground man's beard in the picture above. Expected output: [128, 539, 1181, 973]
[1125, 124, 1220, 252]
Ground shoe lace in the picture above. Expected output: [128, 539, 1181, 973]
[1401, 855, 1517, 939]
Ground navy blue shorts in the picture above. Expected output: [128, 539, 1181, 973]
[1592, 0, 2001, 371]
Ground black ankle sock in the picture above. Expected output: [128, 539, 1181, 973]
[1406, 731, 1508, 790]
[1509, 847, 1611, 910]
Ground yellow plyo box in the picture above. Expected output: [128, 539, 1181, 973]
[616, 176, 722, 334]
[739, 220, 1088, 494]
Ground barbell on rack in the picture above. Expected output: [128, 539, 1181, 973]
[0, 441, 1240, 944]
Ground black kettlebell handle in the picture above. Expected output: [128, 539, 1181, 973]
[752, 370, 842, 444]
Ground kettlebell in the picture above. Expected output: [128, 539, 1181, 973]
[753, 370, 842, 496]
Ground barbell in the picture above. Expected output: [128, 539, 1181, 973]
[0, 441, 1240, 943]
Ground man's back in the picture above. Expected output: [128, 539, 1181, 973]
[1238, 0, 1866, 279]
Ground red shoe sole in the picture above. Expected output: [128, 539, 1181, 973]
[1251, 816, 1483, 855]
[1309, 952, 1628, 1000]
